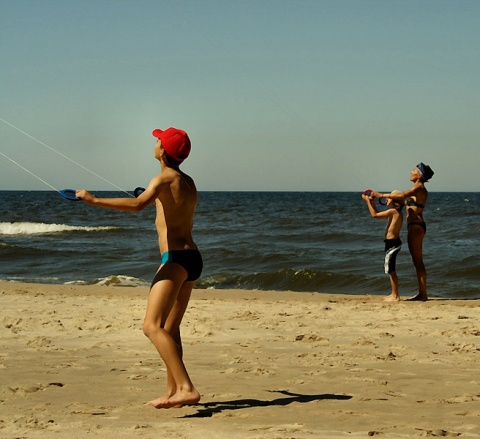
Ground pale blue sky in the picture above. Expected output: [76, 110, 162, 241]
[1, 0, 479, 192]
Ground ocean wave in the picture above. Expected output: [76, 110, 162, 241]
[1, 276, 61, 284]
[0, 222, 119, 236]
[87, 275, 150, 287]
[0, 274, 149, 287]
[196, 268, 386, 294]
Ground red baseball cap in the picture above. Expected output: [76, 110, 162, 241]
[152, 127, 191, 162]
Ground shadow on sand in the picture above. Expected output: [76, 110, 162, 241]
[181, 389, 352, 418]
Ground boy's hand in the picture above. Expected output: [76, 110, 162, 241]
[76, 189, 96, 205]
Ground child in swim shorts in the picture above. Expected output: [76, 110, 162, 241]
[362, 190, 404, 302]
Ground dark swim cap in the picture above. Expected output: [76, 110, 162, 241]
[416, 162, 434, 182]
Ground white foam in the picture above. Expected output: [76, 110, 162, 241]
[0, 222, 117, 236]
[92, 275, 149, 287]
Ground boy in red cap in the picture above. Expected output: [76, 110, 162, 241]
[76, 127, 202, 409]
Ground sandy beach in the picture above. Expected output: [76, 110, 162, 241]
[0, 281, 479, 438]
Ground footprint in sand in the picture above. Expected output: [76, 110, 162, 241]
[126, 374, 148, 380]
[8, 382, 64, 397]
[26, 336, 53, 349]
[12, 416, 58, 430]
[3, 317, 24, 334]
[416, 428, 461, 437]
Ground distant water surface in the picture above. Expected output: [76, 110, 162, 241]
[0, 191, 478, 299]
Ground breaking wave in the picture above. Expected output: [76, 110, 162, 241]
[0, 222, 118, 236]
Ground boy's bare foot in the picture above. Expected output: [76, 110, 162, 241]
[406, 293, 428, 301]
[144, 395, 170, 407]
[145, 389, 200, 409]
[144, 388, 177, 407]
[383, 294, 400, 302]
[145, 396, 184, 409]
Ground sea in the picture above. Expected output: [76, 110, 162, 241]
[0, 191, 479, 299]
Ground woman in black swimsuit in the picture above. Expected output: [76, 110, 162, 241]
[372, 163, 434, 301]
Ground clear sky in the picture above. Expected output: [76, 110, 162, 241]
[1, 0, 479, 192]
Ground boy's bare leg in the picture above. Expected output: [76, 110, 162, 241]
[143, 265, 200, 409]
[149, 283, 196, 408]
[383, 272, 400, 302]
[148, 308, 185, 405]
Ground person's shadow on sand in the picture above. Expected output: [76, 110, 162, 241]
[180, 390, 352, 418]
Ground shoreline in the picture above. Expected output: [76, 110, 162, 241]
[1, 281, 479, 438]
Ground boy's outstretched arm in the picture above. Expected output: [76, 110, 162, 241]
[76, 175, 162, 213]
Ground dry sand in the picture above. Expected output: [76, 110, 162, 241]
[0, 281, 479, 438]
